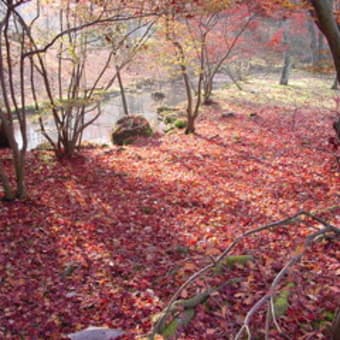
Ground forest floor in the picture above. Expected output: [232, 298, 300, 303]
[0, 73, 339, 339]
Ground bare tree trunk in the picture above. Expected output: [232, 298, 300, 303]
[331, 309, 340, 340]
[318, 31, 327, 62]
[225, 66, 243, 90]
[308, 19, 319, 66]
[311, 0, 340, 83]
[280, 53, 292, 85]
[167, 28, 197, 134]
[0, 120, 10, 147]
[0, 161, 15, 200]
[280, 24, 292, 86]
[203, 80, 213, 105]
[181, 66, 194, 134]
[331, 75, 338, 89]
[185, 116, 195, 134]
[14, 151, 26, 199]
[116, 65, 129, 116]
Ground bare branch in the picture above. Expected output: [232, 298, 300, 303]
[22, 12, 157, 58]
[150, 209, 339, 339]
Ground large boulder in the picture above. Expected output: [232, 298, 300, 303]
[112, 115, 153, 145]
[0, 121, 10, 148]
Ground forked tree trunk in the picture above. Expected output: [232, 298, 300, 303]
[203, 80, 213, 105]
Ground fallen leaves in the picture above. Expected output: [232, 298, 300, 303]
[0, 103, 339, 339]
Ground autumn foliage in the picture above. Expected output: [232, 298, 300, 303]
[1, 0, 340, 339]
[0, 99, 339, 338]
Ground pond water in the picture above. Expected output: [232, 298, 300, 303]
[13, 81, 185, 150]
[15, 75, 230, 150]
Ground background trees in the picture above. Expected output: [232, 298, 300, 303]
[0, 0, 155, 198]
[1, 0, 340, 200]
[32, 1, 155, 157]
[0, 0, 339, 338]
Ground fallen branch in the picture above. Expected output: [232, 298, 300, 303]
[153, 279, 241, 337]
[149, 209, 339, 339]
[235, 225, 337, 340]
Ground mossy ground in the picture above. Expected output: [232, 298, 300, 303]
[214, 69, 338, 111]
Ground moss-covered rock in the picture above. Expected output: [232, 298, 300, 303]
[157, 106, 179, 114]
[111, 115, 153, 145]
[151, 91, 165, 102]
[34, 142, 52, 151]
[174, 119, 187, 129]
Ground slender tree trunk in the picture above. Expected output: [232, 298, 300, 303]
[166, 15, 204, 135]
[182, 68, 195, 134]
[280, 25, 292, 86]
[308, 20, 319, 66]
[280, 53, 292, 85]
[116, 65, 129, 116]
[173, 41, 196, 134]
[225, 66, 243, 90]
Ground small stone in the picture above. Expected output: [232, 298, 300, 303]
[221, 112, 236, 118]
[68, 326, 124, 340]
[66, 291, 77, 298]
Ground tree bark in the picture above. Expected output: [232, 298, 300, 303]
[0, 120, 10, 147]
[308, 20, 319, 66]
[185, 116, 195, 134]
[14, 151, 26, 199]
[116, 65, 129, 116]
[331, 309, 340, 340]
[0, 161, 15, 200]
[280, 22, 292, 86]
[280, 54, 292, 86]
[331, 75, 338, 89]
[311, 0, 340, 82]
[203, 81, 213, 105]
